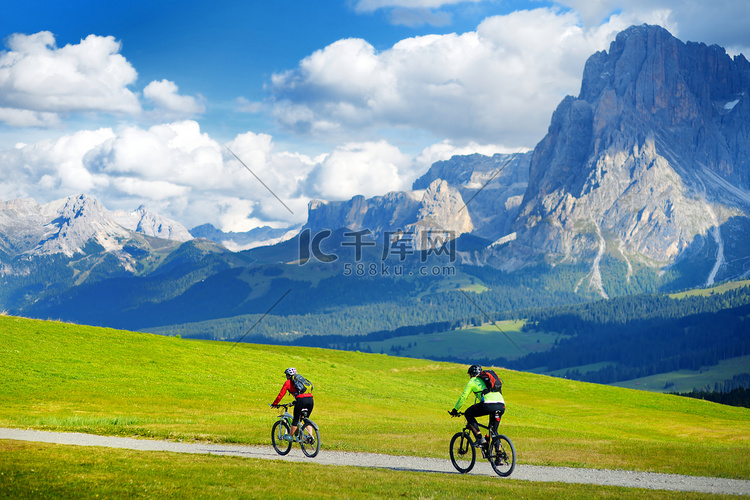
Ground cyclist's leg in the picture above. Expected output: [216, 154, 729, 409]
[290, 400, 303, 437]
[488, 402, 505, 435]
[486, 403, 506, 463]
[291, 397, 314, 436]
[464, 404, 489, 441]
[298, 397, 315, 437]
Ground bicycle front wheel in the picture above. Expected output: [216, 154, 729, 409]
[488, 434, 516, 477]
[299, 419, 321, 458]
[449, 431, 476, 473]
[271, 420, 292, 455]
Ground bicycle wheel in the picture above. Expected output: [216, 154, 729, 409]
[271, 420, 292, 455]
[449, 431, 476, 473]
[299, 419, 321, 458]
[488, 434, 516, 477]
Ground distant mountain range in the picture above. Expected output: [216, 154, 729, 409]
[0, 195, 190, 259]
[509, 24, 750, 294]
[1, 24, 749, 330]
[302, 24, 750, 294]
[189, 223, 300, 252]
[0, 194, 295, 261]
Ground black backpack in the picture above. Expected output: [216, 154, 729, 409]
[291, 374, 313, 396]
[478, 369, 503, 395]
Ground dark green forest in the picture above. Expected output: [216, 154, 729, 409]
[673, 386, 750, 409]
[505, 286, 750, 384]
[119, 261, 594, 334]
[152, 282, 750, 408]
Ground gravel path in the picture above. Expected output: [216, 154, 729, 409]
[3, 428, 749, 496]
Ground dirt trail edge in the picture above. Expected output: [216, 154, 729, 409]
[2, 428, 748, 496]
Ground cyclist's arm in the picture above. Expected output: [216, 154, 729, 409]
[454, 378, 482, 410]
[271, 379, 292, 405]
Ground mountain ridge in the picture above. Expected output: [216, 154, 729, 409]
[295, 27, 750, 292]
[486, 24, 750, 291]
[0, 194, 192, 259]
[2, 24, 749, 327]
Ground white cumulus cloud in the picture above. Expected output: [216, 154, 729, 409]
[353, 0, 480, 26]
[1, 121, 326, 230]
[269, 7, 680, 148]
[143, 79, 205, 118]
[0, 107, 61, 128]
[1, 119, 478, 230]
[0, 32, 140, 126]
[305, 141, 414, 200]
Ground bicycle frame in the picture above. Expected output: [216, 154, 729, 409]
[449, 410, 516, 477]
[461, 412, 501, 444]
[274, 403, 304, 439]
[271, 401, 321, 458]
[462, 421, 495, 455]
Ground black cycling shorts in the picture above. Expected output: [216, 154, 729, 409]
[293, 396, 314, 426]
[464, 402, 505, 432]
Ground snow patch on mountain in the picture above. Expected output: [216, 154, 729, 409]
[112, 206, 192, 242]
[0, 194, 195, 259]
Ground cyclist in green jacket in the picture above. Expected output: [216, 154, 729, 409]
[450, 364, 505, 448]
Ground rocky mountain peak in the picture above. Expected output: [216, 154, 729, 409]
[406, 179, 473, 243]
[304, 177, 476, 248]
[36, 194, 131, 257]
[0, 194, 193, 259]
[112, 205, 192, 242]
[577, 24, 750, 190]
[506, 24, 750, 289]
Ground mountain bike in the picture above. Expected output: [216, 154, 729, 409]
[448, 410, 516, 477]
[270, 402, 320, 458]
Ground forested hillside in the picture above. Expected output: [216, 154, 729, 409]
[506, 285, 750, 384]
[145, 262, 591, 338]
[150, 277, 750, 404]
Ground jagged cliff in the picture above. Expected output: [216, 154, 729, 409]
[499, 24, 750, 290]
[414, 152, 531, 241]
[301, 25, 750, 293]
[0, 194, 192, 259]
[3, 24, 750, 307]
[0, 194, 192, 279]
[113, 205, 193, 242]
[304, 152, 531, 247]
[305, 178, 474, 247]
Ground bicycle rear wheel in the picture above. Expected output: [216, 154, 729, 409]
[488, 434, 516, 477]
[449, 431, 476, 473]
[299, 419, 320, 458]
[271, 420, 292, 455]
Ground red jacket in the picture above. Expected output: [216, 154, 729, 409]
[272, 378, 312, 405]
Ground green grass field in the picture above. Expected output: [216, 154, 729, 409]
[362, 321, 554, 360]
[2, 441, 730, 500]
[1, 314, 749, 497]
[668, 279, 750, 299]
[610, 355, 750, 393]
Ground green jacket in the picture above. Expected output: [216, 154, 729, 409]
[454, 376, 505, 410]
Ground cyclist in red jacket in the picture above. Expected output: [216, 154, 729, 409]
[270, 367, 314, 442]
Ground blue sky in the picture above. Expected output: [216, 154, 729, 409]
[1, 0, 749, 235]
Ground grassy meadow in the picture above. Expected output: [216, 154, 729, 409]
[0, 440, 731, 500]
[668, 279, 750, 299]
[610, 355, 750, 393]
[1, 313, 749, 496]
[360, 320, 557, 360]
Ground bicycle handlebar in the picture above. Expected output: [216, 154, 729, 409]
[448, 410, 464, 417]
[270, 402, 295, 409]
